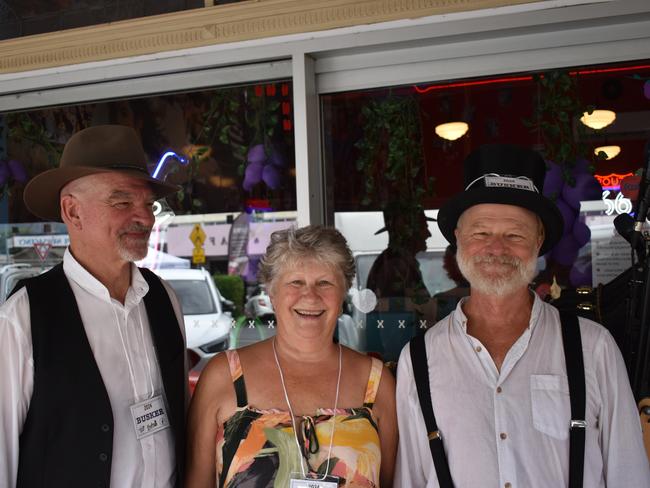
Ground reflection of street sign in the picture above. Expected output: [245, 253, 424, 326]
[192, 247, 206, 264]
[33, 242, 52, 261]
[11, 234, 69, 248]
[189, 224, 206, 246]
[190, 224, 206, 264]
[228, 213, 250, 276]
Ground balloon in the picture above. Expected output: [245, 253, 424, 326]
[262, 164, 282, 189]
[543, 161, 564, 200]
[561, 172, 602, 210]
[555, 198, 577, 235]
[242, 176, 254, 192]
[8, 160, 27, 183]
[0, 160, 10, 186]
[551, 234, 580, 266]
[242, 161, 264, 191]
[246, 144, 266, 165]
[572, 158, 592, 175]
[569, 263, 592, 287]
[572, 221, 591, 248]
[268, 149, 286, 168]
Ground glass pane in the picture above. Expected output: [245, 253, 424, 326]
[167, 279, 216, 314]
[322, 60, 650, 362]
[0, 79, 295, 381]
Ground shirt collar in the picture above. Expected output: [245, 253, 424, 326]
[453, 289, 543, 333]
[63, 248, 149, 303]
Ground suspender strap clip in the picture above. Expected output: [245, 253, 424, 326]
[428, 430, 442, 441]
[570, 420, 587, 429]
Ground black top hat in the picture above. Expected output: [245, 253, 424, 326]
[374, 200, 436, 235]
[437, 144, 563, 255]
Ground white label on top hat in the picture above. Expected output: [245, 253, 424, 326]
[484, 175, 536, 192]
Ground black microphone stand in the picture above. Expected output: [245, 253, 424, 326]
[624, 142, 650, 399]
[632, 233, 650, 399]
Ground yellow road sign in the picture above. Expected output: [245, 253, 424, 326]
[190, 224, 206, 246]
[192, 247, 206, 264]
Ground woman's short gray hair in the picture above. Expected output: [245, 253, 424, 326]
[258, 225, 355, 292]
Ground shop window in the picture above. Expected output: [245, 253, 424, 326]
[322, 60, 650, 361]
[0, 80, 295, 376]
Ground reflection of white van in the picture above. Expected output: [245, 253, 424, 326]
[0, 264, 43, 303]
[153, 268, 231, 370]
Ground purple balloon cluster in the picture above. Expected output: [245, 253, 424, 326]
[0, 159, 28, 187]
[543, 159, 602, 286]
[242, 144, 286, 192]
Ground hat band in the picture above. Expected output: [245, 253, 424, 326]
[106, 164, 151, 176]
[465, 173, 539, 193]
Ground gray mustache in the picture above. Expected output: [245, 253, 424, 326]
[472, 254, 522, 267]
[119, 225, 151, 237]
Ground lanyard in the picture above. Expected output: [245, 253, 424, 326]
[113, 301, 155, 400]
[272, 338, 342, 480]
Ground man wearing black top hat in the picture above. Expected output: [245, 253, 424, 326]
[365, 202, 437, 361]
[395, 144, 650, 487]
[0, 125, 188, 488]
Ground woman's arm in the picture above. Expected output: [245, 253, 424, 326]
[373, 364, 398, 488]
[185, 353, 231, 488]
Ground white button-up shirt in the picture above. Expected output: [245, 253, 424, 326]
[0, 249, 185, 488]
[395, 293, 650, 487]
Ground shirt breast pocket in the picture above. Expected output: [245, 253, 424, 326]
[530, 374, 571, 440]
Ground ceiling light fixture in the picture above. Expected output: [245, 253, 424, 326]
[580, 110, 616, 130]
[435, 122, 469, 141]
[594, 145, 621, 160]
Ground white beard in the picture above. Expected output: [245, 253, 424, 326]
[457, 247, 537, 297]
[117, 235, 150, 262]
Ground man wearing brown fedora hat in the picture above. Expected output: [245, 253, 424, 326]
[0, 125, 188, 488]
[395, 145, 649, 487]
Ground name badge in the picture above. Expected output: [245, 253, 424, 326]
[289, 473, 339, 488]
[484, 175, 535, 192]
[130, 395, 170, 440]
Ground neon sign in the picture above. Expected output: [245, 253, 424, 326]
[594, 172, 634, 191]
[602, 191, 632, 215]
[414, 64, 650, 93]
[152, 151, 188, 179]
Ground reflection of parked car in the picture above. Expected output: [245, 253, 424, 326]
[244, 285, 274, 321]
[337, 250, 454, 357]
[153, 268, 231, 375]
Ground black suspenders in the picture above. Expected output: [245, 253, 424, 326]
[410, 334, 455, 487]
[559, 312, 587, 488]
[409, 312, 586, 488]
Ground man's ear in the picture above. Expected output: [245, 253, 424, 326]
[60, 194, 82, 230]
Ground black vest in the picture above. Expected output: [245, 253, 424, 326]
[16, 264, 186, 488]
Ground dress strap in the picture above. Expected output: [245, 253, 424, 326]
[225, 350, 248, 407]
[363, 357, 384, 408]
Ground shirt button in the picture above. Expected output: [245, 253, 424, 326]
[101, 424, 110, 432]
[496, 386, 503, 393]
[475, 346, 482, 352]
[99, 452, 108, 462]
[500, 432, 507, 440]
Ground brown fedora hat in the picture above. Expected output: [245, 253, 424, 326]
[23, 125, 180, 221]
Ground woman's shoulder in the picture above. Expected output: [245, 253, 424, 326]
[234, 339, 272, 368]
[341, 345, 375, 372]
[197, 350, 233, 391]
